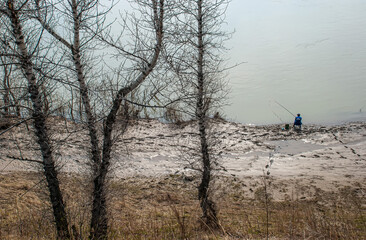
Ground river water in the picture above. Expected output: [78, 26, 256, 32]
[223, 0, 366, 125]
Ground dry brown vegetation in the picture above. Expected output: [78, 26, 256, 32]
[0, 172, 365, 240]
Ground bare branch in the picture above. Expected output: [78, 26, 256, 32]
[6, 154, 44, 164]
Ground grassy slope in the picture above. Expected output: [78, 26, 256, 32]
[0, 172, 365, 239]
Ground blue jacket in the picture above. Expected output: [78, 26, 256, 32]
[294, 116, 302, 125]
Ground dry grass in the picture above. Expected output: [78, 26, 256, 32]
[0, 172, 365, 239]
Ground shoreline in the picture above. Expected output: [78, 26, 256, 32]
[1, 118, 365, 201]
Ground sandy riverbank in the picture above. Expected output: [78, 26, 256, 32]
[1, 118, 365, 201]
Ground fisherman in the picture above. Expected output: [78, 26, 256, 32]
[293, 113, 302, 131]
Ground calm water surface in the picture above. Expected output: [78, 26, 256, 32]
[223, 0, 366, 125]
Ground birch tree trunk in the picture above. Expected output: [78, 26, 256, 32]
[164, 0, 230, 228]
[5, 1, 70, 238]
[196, 0, 218, 227]
[70, 0, 102, 169]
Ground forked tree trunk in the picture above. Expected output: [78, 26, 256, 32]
[89, 91, 124, 240]
[6, 1, 70, 238]
[35, 0, 164, 238]
[89, 1, 164, 238]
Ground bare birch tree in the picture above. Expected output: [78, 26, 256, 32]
[91, 1, 165, 236]
[0, 37, 28, 119]
[165, 0, 230, 228]
[34, 0, 166, 238]
[0, 1, 70, 238]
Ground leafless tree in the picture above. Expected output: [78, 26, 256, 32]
[164, 0, 231, 228]
[0, 1, 70, 238]
[34, 0, 166, 238]
[91, 1, 165, 237]
[0, 47, 29, 119]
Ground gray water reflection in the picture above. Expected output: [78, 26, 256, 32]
[267, 140, 324, 155]
[223, 0, 366, 125]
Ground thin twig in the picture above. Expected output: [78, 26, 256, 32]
[18, 178, 46, 199]
[6, 155, 43, 164]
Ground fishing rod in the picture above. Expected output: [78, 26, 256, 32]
[270, 109, 285, 123]
[272, 100, 296, 118]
